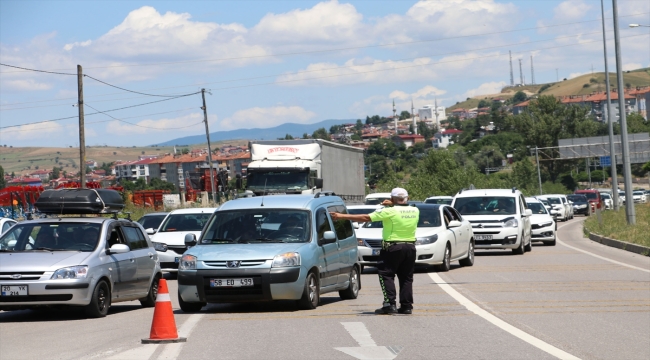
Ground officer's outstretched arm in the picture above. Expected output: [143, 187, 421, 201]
[329, 212, 371, 223]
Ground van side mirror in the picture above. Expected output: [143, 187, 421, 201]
[145, 228, 156, 235]
[448, 220, 462, 228]
[184, 233, 197, 247]
[524, 209, 533, 216]
[107, 244, 130, 254]
[319, 231, 336, 245]
[315, 178, 323, 189]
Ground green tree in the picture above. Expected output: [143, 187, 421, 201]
[312, 127, 330, 140]
[181, 148, 190, 155]
[512, 91, 527, 103]
[149, 178, 176, 192]
[85, 166, 92, 174]
[472, 145, 504, 173]
[51, 167, 61, 179]
[478, 99, 491, 108]
[614, 113, 649, 134]
[0, 165, 5, 189]
[417, 121, 436, 140]
[329, 125, 341, 134]
[510, 159, 537, 193]
[399, 110, 411, 120]
[302, 133, 309, 139]
[355, 119, 363, 131]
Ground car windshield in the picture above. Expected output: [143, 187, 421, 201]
[364, 207, 440, 228]
[545, 197, 562, 205]
[348, 208, 376, 215]
[454, 197, 517, 215]
[159, 213, 212, 232]
[601, 193, 611, 199]
[424, 198, 453, 205]
[633, 191, 644, 195]
[365, 197, 390, 205]
[567, 195, 587, 202]
[580, 192, 598, 200]
[538, 199, 550, 206]
[0, 222, 102, 252]
[527, 202, 548, 215]
[137, 214, 167, 230]
[201, 209, 311, 243]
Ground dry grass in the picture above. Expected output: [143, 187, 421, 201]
[542, 69, 650, 97]
[584, 202, 650, 248]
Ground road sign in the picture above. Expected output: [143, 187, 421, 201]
[600, 156, 611, 167]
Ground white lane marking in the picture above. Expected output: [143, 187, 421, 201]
[106, 345, 158, 360]
[429, 273, 581, 360]
[555, 221, 650, 273]
[341, 322, 377, 347]
[336, 322, 402, 360]
[156, 314, 203, 360]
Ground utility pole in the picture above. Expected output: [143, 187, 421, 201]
[519, 59, 524, 85]
[600, 0, 619, 210]
[392, 99, 397, 134]
[201, 89, 217, 203]
[530, 55, 535, 85]
[612, 0, 636, 224]
[509, 51, 514, 86]
[535, 146, 543, 195]
[77, 65, 86, 189]
[556, 68, 559, 82]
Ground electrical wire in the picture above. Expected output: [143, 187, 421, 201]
[0, 63, 76, 76]
[0, 11, 646, 76]
[0, 92, 200, 129]
[83, 74, 194, 97]
[84, 103, 204, 130]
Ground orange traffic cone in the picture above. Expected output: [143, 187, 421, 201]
[141, 279, 187, 344]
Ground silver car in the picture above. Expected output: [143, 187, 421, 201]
[0, 217, 162, 317]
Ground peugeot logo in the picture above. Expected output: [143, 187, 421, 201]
[10, 274, 21, 279]
[476, 224, 483, 228]
[226, 261, 241, 268]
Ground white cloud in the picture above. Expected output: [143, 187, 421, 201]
[3, 79, 52, 91]
[105, 112, 205, 135]
[463, 81, 507, 98]
[569, 71, 589, 79]
[219, 106, 316, 130]
[623, 63, 643, 71]
[2, 122, 64, 140]
[63, 40, 92, 51]
[389, 86, 446, 101]
[350, 85, 448, 118]
[553, 0, 591, 21]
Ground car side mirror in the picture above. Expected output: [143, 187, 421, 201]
[524, 209, 533, 216]
[319, 231, 336, 245]
[315, 178, 323, 189]
[146, 228, 156, 235]
[107, 244, 130, 254]
[352, 222, 360, 229]
[448, 220, 462, 228]
[184, 233, 197, 247]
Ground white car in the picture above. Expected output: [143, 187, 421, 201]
[618, 191, 626, 204]
[364, 193, 391, 205]
[453, 188, 532, 254]
[424, 196, 453, 205]
[537, 195, 568, 221]
[347, 205, 379, 229]
[149, 208, 217, 273]
[0, 218, 18, 236]
[355, 204, 474, 272]
[600, 192, 613, 209]
[525, 197, 556, 246]
[632, 191, 647, 203]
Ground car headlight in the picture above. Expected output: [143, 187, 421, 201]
[504, 218, 519, 228]
[415, 234, 438, 245]
[579, 204, 587, 208]
[272, 252, 301, 267]
[51, 265, 88, 280]
[538, 221, 553, 228]
[357, 238, 365, 246]
[179, 254, 196, 270]
[153, 242, 167, 252]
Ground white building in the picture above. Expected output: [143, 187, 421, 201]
[418, 105, 447, 124]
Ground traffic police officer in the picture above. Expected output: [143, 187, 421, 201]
[330, 188, 419, 315]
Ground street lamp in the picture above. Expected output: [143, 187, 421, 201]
[629, 24, 650, 27]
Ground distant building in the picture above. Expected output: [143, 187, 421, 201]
[392, 134, 425, 148]
[418, 105, 447, 124]
[433, 129, 463, 149]
[29, 169, 51, 182]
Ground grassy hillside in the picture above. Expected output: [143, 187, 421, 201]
[0, 139, 248, 176]
[447, 68, 650, 112]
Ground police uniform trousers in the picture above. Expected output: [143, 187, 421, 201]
[377, 242, 416, 309]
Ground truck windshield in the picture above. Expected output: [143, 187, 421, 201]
[201, 209, 311, 243]
[247, 171, 309, 192]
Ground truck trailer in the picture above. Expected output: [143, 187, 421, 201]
[246, 139, 365, 203]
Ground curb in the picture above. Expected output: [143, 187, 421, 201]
[586, 231, 650, 257]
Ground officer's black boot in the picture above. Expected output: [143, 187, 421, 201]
[375, 304, 397, 315]
[397, 307, 412, 315]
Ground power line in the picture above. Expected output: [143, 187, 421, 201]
[83, 74, 193, 97]
[84, 103, 204, 130]
[0, 12, 646, 75]
[0, 63, 76, 76]
[0, 92, 200, 129]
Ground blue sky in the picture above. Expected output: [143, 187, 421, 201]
[1, 0, 649, 147]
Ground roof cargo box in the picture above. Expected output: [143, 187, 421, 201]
[35, 189, 124, 214]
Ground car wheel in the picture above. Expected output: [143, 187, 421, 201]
[139, 275, 160, 308]
[435, 243, 451, 272]
[360, 265, 365, 273]
[178, 290, 205, 313]
[512, 236, 525, 255]
[524, 236, 532, 252]
[85, 280, 110, 318]
[298, 272, 319, 310]
[459, 241, 474, 267]
[339, 267, 360, 300]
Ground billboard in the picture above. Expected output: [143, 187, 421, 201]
[557, 133, 650, 164]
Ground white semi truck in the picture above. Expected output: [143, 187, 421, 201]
[246, 139, 365, 203]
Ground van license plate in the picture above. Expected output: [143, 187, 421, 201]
[474, 235, 493, 241]
[1, 285, 28, 296]
[210, 278, 253, 287]
[372, 249, 381, 255]
[174, 257, 180, 263]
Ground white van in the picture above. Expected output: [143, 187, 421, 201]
[364, 192, 391, 205]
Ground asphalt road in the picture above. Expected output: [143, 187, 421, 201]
[1, 217, 648, 360]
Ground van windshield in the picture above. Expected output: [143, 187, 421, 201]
[454, 197, 517, 215]
[580, 192, 599, 200]
[201, 209, 311, 243]
[365, 197, 390, 205]
[159, 213, 212, 232]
